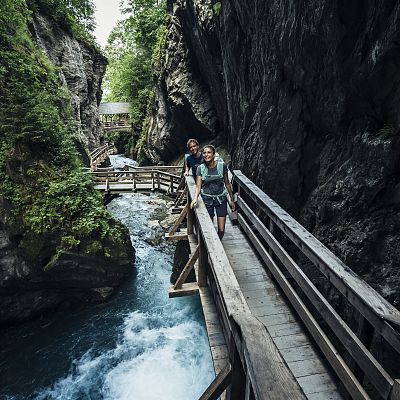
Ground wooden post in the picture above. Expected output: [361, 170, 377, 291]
[245, 371, 256, 400]
[157, 172, 160, 190]
[174, 245, 199, 289]
[198, 234, 208, 287]
[268, 219, 274, 257]
[187, 207, 194, 235]
[151, 171, 155, 191]
[226, 334, 246, 400]
[390, 380, 400, 400]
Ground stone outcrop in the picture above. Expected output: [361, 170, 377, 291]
[143, 0, 221, 164]
[0, 212, 133, 324]
[148, 0, 400, 306]
[30, 12, 107, 152]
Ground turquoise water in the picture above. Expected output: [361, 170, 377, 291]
[0, 191, 214, 399]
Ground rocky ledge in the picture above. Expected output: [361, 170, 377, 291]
[0, 216, 133, 325]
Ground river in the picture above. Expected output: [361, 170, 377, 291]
[0, 156, 214, 399]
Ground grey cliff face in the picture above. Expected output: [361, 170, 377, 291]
[150, 0, 400, 305]
[144, 0, 221, 163]
[30, 12, 107, 151]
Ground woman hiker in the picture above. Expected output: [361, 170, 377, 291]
[190, 145, 236, 239]
[184, 138, 203, 177]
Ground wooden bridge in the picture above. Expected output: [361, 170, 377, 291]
[89, 142, 117, 169]
[91, 166, 182, 194]
[166, 172, 400, 400]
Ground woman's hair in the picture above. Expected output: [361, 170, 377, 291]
[202, 144, 216, 155]
[187, 138, 199, 148]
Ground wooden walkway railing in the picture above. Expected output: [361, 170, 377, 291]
[91, 168, 182, 194]
[89, 142, 117, 169]
[166, 171, 400, 400]
[233, 171, 400, 400]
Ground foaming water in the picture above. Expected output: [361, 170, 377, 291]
[109, 154, 137, 170]
[1, 186, 214, 399]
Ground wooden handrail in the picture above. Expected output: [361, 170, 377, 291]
[233, 170, 400, 399]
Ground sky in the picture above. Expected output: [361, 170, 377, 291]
[93, 0, 125, 48]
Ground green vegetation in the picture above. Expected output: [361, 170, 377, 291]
[212, 2, 222, 16]
[104, 0, 167, 159]
[26, 0, 96, 42]
[0, 0, 127, 259]
[375, 124, 395, 139]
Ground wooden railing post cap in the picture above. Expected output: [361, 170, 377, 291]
[390, 379, 400, 400]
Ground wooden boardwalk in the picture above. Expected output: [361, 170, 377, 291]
[222, 220, 344, 399]
[166, 171, 400, 400]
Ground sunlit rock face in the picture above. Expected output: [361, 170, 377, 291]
[30, 12, 107, 151]
[144, 0, 222, 164]
[153, 0, 400, 305]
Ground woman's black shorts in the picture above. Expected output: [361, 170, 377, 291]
[205, 199, 228, 218]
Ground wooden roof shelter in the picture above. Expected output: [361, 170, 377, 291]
[99, 102, 131, 115]
[99, 102, 131, 131]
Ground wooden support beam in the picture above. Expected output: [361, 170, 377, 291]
[390, 379, 400, 400]
[174, 245, 199, 290]
[198, 234, 208, 287]
[198, 363, 232, 400]
[167, 203, 189, 237]
[174, 186, 188, 207]
[384, 315, 400, 329]
[164, 231, 188, 241]
[168, 282, 199, 298]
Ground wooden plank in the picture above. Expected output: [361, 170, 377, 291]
[165, 232, 188, 241]
[251, 302, 289, 317]
[231, 312, 306, 400]
[238, 280, 274, 292]
[273, 333, 310, 350]
[234, 171, 400, 355]
[238, 213, 372, 400]
[288, 358, 328, 378]
[268, 322, 303, 338]
[168, 282, 199, 298]
[258, 312, 297, 327]
[246, 295, 283, 309]
[209, 332, 226, 346]
[280, 345, 319, 363]
[198, 363, 231, 400]
[211, 345, 229, 361]
[307, 390, 345, 400]
[297, 373, 337, 395]
[173, 245, 199, 289]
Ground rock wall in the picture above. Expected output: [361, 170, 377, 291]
[0, 9, 132, 325]
[30, 12, 107, 152]
[149, 0, 400, 306]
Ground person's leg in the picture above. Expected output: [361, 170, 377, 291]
[205, 203, 215, 220]
[217, 216, 226, 239]
[215, 200, 228, 239]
